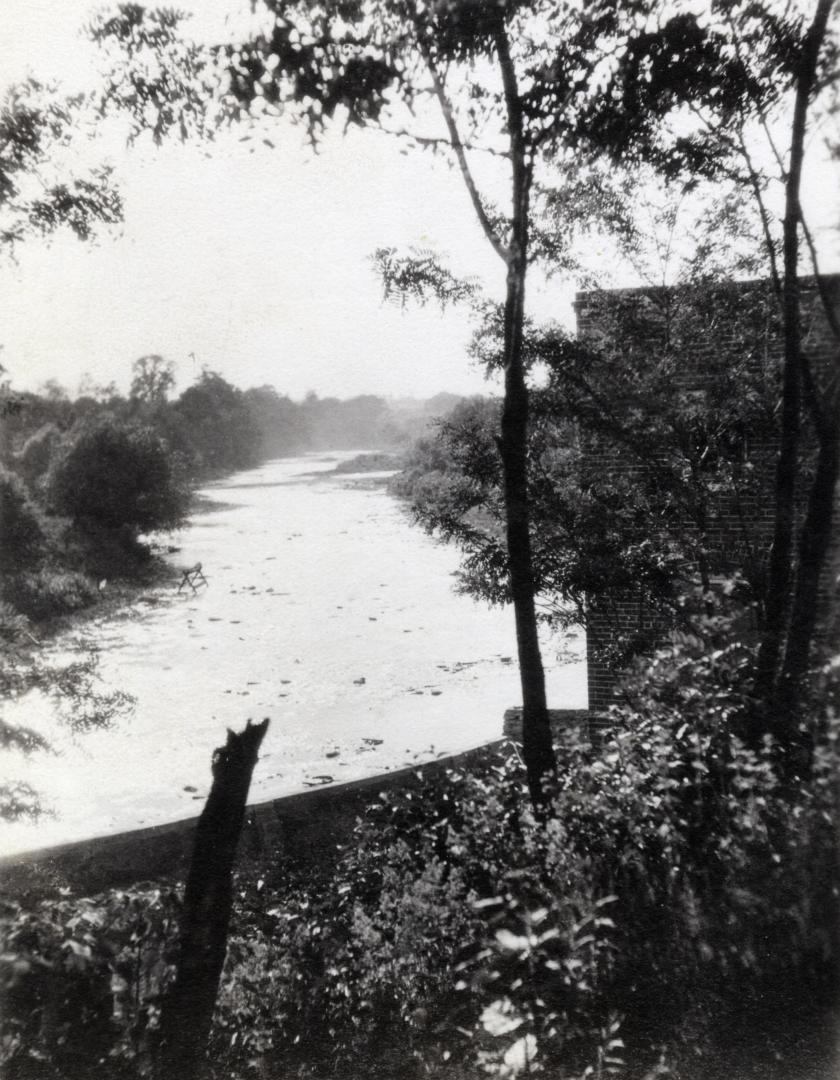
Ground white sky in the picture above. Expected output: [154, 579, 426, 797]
[0, 0, 837, 401]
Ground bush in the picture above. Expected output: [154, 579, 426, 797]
[1, 569, 97, 621]
[0, 468, 46, 573]
[0, 886, 180, 1080]
[14, 423, 63, 492]
[47, 419, 189, 536]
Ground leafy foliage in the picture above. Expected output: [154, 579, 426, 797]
[1, 570, 98, 623]
[0, 80, 121, 255]
[0, 468, 46, 571]
[46, 418, 190, 537]
[129, 355, 176, 406]
[392, 275, 782, 665]
[214, 649, 838, 1079]
[0, 885, 180, 1079]
[170, 371, 263, 476]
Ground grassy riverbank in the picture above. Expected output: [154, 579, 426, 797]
[2, 531, 179, 640]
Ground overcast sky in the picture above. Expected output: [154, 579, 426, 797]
[1, 0, 838, 402]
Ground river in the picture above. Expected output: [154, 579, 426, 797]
[2, 453, 587, 856]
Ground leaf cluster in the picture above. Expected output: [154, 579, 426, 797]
[0, 885, 180, 1078]
[0, 81, 122, 253]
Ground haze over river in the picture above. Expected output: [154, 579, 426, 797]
[2, 454, 587, 856]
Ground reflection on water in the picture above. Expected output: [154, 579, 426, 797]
[2, 453, 586, 855]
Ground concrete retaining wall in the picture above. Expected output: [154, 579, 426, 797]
[0, 742, 504, 901]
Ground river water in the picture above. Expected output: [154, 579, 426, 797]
[2, 454, 587, 856]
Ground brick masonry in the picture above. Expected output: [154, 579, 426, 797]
[574, 275, 840, 713]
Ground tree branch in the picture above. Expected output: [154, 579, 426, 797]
[798, 202, 840, 343]
[415, 35, 509, 264]
[377, 124, 511, 158]
[735, 125, 783, 297]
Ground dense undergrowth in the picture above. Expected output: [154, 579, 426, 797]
[2, 634, 838, 1079]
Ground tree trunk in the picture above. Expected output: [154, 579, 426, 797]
[500, 251, 556, 808]
[157, 717, 269, 1080]
[753, 134, 803, 698]
[778, 409, 839, 720]
[495, 28, 556, 810]
[754, 0, 834, 705]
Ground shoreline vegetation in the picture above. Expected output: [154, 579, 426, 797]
[0, 369, 446, 640]
[15, 451, 408, 656]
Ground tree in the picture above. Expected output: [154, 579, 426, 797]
[158, 718, 269, 1080]
[129, 354, 176, 406]
[736, 0, 839, 717]
[47, 417, 190, 538]
[243, 384, 311, 456]
[173, 370, 261, 475]
[78, 372, 120, 403]
[396, 278, 782, 668]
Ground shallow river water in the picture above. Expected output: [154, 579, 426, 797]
[2, 454, 586, 856]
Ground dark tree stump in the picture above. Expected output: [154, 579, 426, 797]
[157, 717, 269, 1080]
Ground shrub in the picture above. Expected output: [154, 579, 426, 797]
[1, 569, 97, 621]
[0, 885, 180, 1080]
[15, 423, 63, 491]
[47, 419, 189, 537]
[0, 468, 46, 573]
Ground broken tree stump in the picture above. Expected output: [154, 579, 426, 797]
[157, 717, 269, 1080]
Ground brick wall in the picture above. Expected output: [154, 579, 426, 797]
[574, 275, 840, 712]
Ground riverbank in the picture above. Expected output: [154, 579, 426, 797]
[5, 452, 402, 641]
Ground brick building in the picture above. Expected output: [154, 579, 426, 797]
[573, 275, 840, 713]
